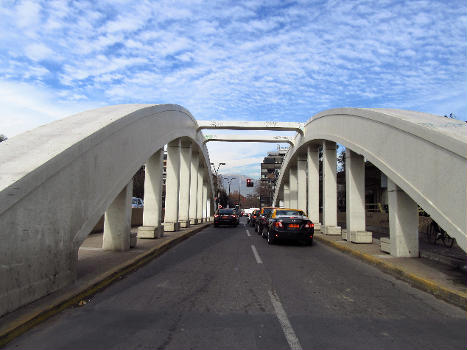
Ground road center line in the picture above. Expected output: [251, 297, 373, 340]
[250, 245, 263, 264]
[246, 229, 251, 237]
[268, 290, 303, 350]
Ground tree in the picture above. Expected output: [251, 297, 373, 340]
[0, 134, 7, 143]
[337, 148, 346, 173]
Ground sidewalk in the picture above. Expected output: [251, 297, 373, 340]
[0, 223, 211, 347]
[314, 229, 467, 310]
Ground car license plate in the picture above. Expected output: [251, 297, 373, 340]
[222, 216, 228, 219]
[288, 224, 299, 229]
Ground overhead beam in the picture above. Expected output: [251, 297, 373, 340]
[203, 134, 294, 145]
[197, 120, 304, 134]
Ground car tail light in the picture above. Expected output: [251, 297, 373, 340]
[214, 215, 219, 218]
[274, 222, 283, 228]
[304, 222, 314, 228]
[231, 215, 237, 218]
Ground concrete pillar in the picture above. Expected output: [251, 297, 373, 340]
[202, 181, 208, 222]
[322, 141, 341, 235]
[307, 144, 321, 230]
[164, 139, 181, 232]
[138, 150, 163, 239]
[297, 155, 307, 212]
[207, 197, 212, 221]
[388, 178, 419, 257]
[103, 182, 133, 251]
[289, 167, 298, 209]
[283, 183, 290, 208]
[345, 149, 372, 243]
[178, 140, 192, 228]
[189, 151, 200, 225]
[196, 166, 204, 222]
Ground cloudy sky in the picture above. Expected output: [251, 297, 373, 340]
[0, 0, 466, 177]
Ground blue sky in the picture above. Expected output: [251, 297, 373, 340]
[1, 0, 466, 178]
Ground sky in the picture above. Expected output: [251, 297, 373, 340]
[1, 0, 466, 178]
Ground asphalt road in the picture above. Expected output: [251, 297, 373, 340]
[5, 219, 466, 350]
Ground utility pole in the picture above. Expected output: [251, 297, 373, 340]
[223, 177, 236, 208]
[211, 162, 226, 209]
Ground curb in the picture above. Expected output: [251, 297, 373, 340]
[314, 235, 467, 310]
[0, 223, 211, 348]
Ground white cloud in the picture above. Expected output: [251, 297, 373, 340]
[0, 81, 99, 137]
[24, 43, 54, 61]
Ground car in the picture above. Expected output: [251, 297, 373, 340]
[255, 207, 277, 236]
[266, 208, 314, 245]
[132, 197, 144, 208]
[214, 208, 239, 227]
[249, 209, 261, 227]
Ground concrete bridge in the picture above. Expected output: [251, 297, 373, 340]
[0, 104, 466, 317]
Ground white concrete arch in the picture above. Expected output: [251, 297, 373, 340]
[274, 108, 467, 252]
[0, 104, 215, 316]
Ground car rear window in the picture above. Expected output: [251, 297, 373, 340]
[276, 210, 304, 216]
[263, 208, 273, 215]
[218, 209, 234, 214]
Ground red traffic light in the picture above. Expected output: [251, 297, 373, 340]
[246, 178, 254, 187]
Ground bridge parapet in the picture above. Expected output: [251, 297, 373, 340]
[274, 108, 467, 255]
[0, 104, 215, 317]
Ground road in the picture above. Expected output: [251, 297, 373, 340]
[6, 219, 466, 350]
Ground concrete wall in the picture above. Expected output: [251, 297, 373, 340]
[0, 104, 215, 316]
[275, 108, 467, 251]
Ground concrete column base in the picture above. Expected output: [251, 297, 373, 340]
[342, 230, 349, 240]
[324, 226, 341, 235]
[190, 218, 199, 225]
[164, 222, 180, 232]
[137, 226, 163, 239]
[130, 232, 137, 248]
[313, 222, 322, 231]
[380, 237, 391, 253]
[350, 231, 373, 243]
[179, 220, 190, 228]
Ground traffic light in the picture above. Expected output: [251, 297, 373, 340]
[246, 178, 254, 187]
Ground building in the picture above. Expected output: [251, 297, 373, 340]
[259, 146, 289, 207]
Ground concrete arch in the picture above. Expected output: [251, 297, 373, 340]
[0, 104, 215, 315]
[274, 108, 467, 251]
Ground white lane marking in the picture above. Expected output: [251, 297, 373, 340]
[250, 245, 263, 264]
[246, 229, 251, 237]
[268, 290, 303, 350]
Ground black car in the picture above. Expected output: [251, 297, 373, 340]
[266, 208, 314, 245]
[214, 208, 239, 227]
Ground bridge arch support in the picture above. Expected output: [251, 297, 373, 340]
[274, 108, 467, 255]
[0, 104, 215, 316]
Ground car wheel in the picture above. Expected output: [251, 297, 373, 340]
[214, 224, 219, 227]
[267, 231, 275, 245]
